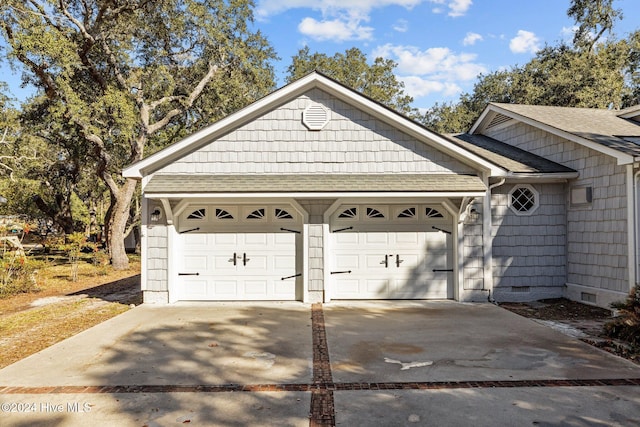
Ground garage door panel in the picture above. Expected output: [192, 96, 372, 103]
[332, 229, 452, 300]
[334, 233, 359, 245]
[244, 280, 268, 296]
[184, 279, 208, 298]
[213, 234, 237, 245]
[214, 280, 239, 296]
[184, 255, 208, 270]
[180, 231, 296, 301]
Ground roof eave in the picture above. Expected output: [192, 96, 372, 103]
[471, 104, 636, 166]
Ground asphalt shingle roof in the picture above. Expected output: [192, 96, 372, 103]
[490, 103, 640, 157]
[449, 133, 577, 175]
[145, 174, 486, 194]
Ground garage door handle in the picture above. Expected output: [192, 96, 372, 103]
[396, 254, 403, 267]
[230, 253, 237, 266]
[380, 255, 389, 268]
[243, 253, 249, 266]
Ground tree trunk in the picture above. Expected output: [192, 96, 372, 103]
[105, 178, 138, 270]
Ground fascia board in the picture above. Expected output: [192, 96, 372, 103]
[476, 104, 635, 166]
[469, 106, 494, 134]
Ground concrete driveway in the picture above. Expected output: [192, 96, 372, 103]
[1, 301, 639, 426]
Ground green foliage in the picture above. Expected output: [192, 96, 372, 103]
[422, 34, 640, 133]
[0, 220, 42, 297]
[287, 47, 416, 117]
[568, 0, 622, 51]
[604, 287, 640, 346]
[421, 0, 638, 133]
[58, 232, 95, 282]
[0, 0, 277, 268]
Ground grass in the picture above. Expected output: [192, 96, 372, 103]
[0, 254, 141, 368]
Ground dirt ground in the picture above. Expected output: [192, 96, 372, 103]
[500, 298, 639, 364]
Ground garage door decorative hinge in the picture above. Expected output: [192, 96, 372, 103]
[332, 226, 353, 233]
[179, 227, 200, 234]
[431, 226, 451, 235]
[280, 227, 301, 234]
[178, 272, 200, 276]
[281, 273, 302, 280]
[432, 269, 453, 273]
[330, 270, 352, 274]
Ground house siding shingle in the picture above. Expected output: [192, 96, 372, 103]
[158, 88, 476, 176]
[486, 122, 629, 295]
[490, 183, 567, 301]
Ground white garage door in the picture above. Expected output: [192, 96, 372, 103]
[330, 205, 453, 300]
[179, 232, 297, 301]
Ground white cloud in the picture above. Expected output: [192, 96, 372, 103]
[257, 0, 423, 20]
[373, 43, 486, 102]
[401, 76, 462, 98]
[463, 32, 483, 46]
[509, 30, 541, 54]
[393, 19, 409, 33]
[428, 0, 472, 17]
[298, 17, 374, 41]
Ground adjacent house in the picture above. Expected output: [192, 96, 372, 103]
[123, 72, 640, 309]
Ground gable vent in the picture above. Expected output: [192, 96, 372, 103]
[486, 113, 512, 129]
[302, 103, 330, 130]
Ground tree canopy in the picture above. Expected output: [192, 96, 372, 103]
[287, 47, 416, 117]
[0, 0, 277, 268]
[421, 0, 639, 133]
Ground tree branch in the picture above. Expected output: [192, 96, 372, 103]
[146, 62, 221, 135]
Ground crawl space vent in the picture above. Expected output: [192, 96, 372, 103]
[302, 103, 330, 130]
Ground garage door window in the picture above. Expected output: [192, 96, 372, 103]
[366, 207, 385, 219]
[338, 207, 358, 219]
[397, 207, 415, 219]
[187, 208, 206, 220]
[215, 209, 234, 220]
[275, 208, 294, 219]
[246, 208, 266, 220]
[425, 207, 444, 218]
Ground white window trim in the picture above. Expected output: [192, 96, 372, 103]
[508, 184, 539, 216]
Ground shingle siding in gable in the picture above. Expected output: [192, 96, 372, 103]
[158, 88, 475, 176]
[485, 122, 629, 295]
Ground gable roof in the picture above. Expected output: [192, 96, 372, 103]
[449, 133, 578, 178]
[471, 103, 640, 164]
[123, 72, 505, 179]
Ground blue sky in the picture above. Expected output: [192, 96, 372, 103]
[2, 0, 639, 111]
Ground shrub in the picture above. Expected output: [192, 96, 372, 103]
[0, 256, 43, 297]
[604, 287, 640, 346]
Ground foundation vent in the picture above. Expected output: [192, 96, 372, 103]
[302, 103, 330, 130]
[511, 286, 530, 293]
[581, 292, 597, 304]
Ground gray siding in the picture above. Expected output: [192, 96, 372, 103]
[491, 184, 567, 296]
[486, 122, 628, 294]
[462, 220, 484, 291]
[159, 88, 475, 176]
[297, 199, 335, 293]
[145, 224, 168, 292]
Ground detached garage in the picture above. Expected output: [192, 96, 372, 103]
[124, 72, 515, 304]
